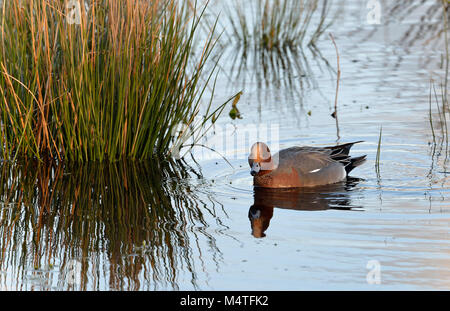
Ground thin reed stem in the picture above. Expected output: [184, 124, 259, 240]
[375, 126, 382, 179]
[329, 32, 340, 141]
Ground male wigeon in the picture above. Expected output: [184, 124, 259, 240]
[248, 141, 366, 188]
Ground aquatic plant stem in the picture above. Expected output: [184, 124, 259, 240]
[442, 0, 449, 93]
[375, 126, 382, 179]
[429, 79, 436, 146]
[329, 33, 340, 141]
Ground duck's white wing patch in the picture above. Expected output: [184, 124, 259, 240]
[288, 151, 334, 174]
[309, 168, 321, 173]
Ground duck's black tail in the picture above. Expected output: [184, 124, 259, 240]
[345, 155, 367, 174]
[325, 141, 364, 156]
[324, 141, 366, 174]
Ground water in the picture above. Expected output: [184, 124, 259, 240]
[0, 0, 449, 290]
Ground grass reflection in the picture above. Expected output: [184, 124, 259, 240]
[218, 0, 334, 105]
[0, 159, 224, 290]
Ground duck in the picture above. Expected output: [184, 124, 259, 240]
[248, 141, 366, 188]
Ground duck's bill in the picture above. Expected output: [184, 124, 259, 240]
[250, 162, 260, 176]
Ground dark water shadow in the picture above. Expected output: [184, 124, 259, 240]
[248, 178, 362, 238]
[0, 159, 226, 290]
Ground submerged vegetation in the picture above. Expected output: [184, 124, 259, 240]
[0, 0, 231, 163]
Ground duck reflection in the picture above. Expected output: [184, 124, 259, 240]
[249, 179, 361, 238]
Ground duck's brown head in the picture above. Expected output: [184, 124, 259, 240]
[248, 142, 273, 176]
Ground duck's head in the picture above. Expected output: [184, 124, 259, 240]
[248, 142, 273, 176]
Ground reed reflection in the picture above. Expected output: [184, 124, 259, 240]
[226, 44, 333, 103]
[218, 0, 335, 105]
[0, 160, 224, 290]
[248, 179, 361, 238]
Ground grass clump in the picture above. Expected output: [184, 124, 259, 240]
[0, 0, 230, 163]
[221, 0, 333, 100]
[226, 0, 331, 50]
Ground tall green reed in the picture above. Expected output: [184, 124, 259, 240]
[375, 126, 382, 179]
[0, 0, 233, 163]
